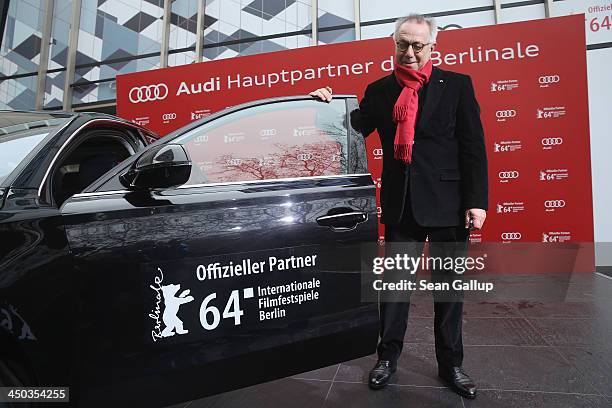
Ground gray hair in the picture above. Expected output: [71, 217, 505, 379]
[393, 14, 438, 43]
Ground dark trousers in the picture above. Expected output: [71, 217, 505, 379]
[377, 217, 469, 370]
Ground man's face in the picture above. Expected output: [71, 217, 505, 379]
[394, 21, 436, 71]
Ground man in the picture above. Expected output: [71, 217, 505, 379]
[310, 14, 488, 399]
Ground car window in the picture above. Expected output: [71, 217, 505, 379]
[0, 115, 68, 184]
[51, 129, 135, 206]
[174, 99, 348, 185]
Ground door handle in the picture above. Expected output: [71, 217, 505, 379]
[316, 211, 368, 232]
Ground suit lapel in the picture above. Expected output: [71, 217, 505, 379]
[416, 67, 446, 132]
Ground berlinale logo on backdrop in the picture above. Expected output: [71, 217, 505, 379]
[538, 74, 560, 88]
[490, 79, 519, 93]
[501, 232, 522, 242]
[258, 157, 276, 167]
[131, 116, 150, 126]
[498, 170, 519, 183]
[537, 107, 566, 119]
[191, 109, 210, 121]
[224, 133, 245, 143]
[373, 148, 383, 159]
[469, 232, 482, 244]
[129, 83, 169, 104]
[539, 169, 569, 182]
[541, 137, 563, 150]
[542, 231, 571, 243]
[496, 202, 525, 214]
[294, 126, 318, 137]
[544, 199, 566, 212]
[494, 140, 522, 153]
[495, 109, 517, 122]
[197, 161, 213, 171]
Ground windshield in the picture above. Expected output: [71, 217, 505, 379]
[0, 112, 71, 184]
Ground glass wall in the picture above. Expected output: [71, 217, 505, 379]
[0, 0, 45, 109]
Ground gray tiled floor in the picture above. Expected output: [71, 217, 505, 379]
[167, 273, 612, 408]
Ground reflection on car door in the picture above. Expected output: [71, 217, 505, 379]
[60, 97, 378, 407]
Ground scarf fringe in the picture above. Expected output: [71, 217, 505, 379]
[394, 143, 413, 164]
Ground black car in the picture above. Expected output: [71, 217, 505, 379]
[0, 96, 378, 407]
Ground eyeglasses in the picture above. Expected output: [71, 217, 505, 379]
[395, 41, 431, 53]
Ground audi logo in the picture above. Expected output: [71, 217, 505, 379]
[501, 232, 522, 240]
[541, 137, 563, 146]
[298, 153, 313, 161]
[498, 171, 519, 179]
[226, 159, 242, 166]
[373, 148, 383, 157]
[260, 129, 277, 137]
[544, 200, 565, 208]
[539, 75, 560, 84]
[129, 83, 169, 103]
[496, 110, 517, 118]
[162, 113, 176, 120]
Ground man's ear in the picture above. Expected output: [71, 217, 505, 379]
[431, 42, 436, 52]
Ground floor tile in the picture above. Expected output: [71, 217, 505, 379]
[463, 318, 546, 346]
[463, 390, 609, 408]
[555, 346, 612, 396]
[514, 301, 601, 318]
[527, 317, 612, 347]
[461, 345, 599, 394]
[334, 344, 441, 387]
[291, 364, 339, 381]
[462, 301, 522, 318]
[324, 381, 462, 408]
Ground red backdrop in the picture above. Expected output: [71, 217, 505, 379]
[117, 15, 593, 267]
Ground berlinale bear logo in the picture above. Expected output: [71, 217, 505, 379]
[149, 268, 194, 342]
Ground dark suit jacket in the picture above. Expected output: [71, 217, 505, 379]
[352, 66, 488, 227]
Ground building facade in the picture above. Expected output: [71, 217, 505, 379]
[1, 0, 612, 268]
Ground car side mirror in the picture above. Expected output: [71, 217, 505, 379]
[120, 144, 191, 190]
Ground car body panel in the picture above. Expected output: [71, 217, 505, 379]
[1, 98, 378, 407]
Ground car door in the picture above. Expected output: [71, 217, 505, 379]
[60, 97, 378, 407]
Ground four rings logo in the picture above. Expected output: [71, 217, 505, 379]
[501, 232, 522, 240]
[373, 148, 383, 158]
[541, 137, 563, 146]
[544, 200, 566, 208]
[129, 84, 169, 103]
[298, 153, 313, 161]
[226, 158, 242, 166]
[496, 110, 516, 119]
[162, 113, 176, 121]
[539, 75, 560, 84]
[498, 170, 519, 179]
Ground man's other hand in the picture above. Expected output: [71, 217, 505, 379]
[465, 208, 486, 230]
[309, 86, 333, 102]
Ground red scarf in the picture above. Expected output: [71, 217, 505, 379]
[393, 60, 433, 164]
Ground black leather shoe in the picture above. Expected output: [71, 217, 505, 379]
[368, 360, 396, 390]
[438, 366, 477, 399]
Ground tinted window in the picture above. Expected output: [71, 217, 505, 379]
[175, 100, 348, 185]
[0, 113, 70, 184]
